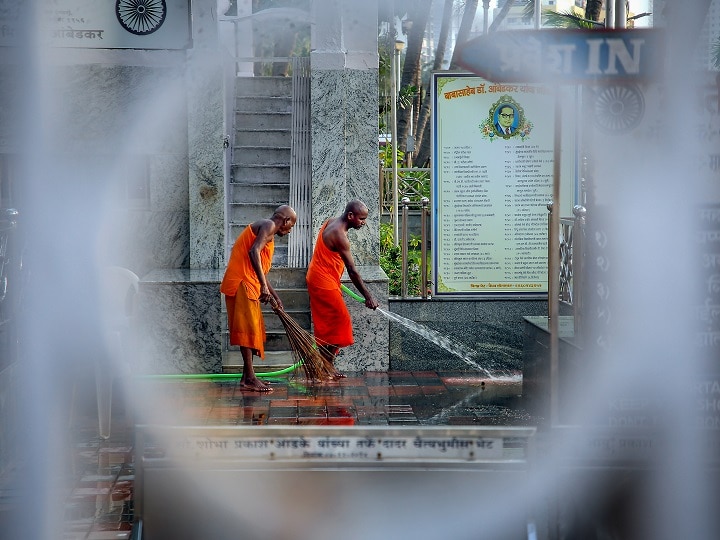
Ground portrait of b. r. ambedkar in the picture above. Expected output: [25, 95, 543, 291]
[493, 104, 517, 137]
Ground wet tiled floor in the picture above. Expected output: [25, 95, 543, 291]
[131, 370, 529, 428]
[20, 370, 533, 539]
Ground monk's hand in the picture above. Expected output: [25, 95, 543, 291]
[272, 295, 284, 311]
[366, 296, 379, 310]
[259, 285, 271, 304]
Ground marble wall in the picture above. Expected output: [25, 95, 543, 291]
[187, 0, 226, 270]
[45, 54, 191, 279]
[388, 299, 548, 373]
[310, 69, 381, 265]
[133, 269, 223, 374]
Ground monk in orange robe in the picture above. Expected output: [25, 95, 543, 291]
[306, 200, 379, 374]
[221, 205, 296, 391]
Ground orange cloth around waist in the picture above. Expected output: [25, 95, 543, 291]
[307, 283, 354, 347]
[306, 220, 345, 291]
[225, 285, 266, 358]
[220, 224, 274, 299]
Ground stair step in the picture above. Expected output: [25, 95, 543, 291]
[224, 330, 299, 348]
[267, 310, 312, 332]
[235, 111, 291, 130]
[232, 164, 289, 183]
[222, 349, 296, 371]
[267, 267, 310, 288]
[235, 129, 290, 147]
[221, 313, 309, 337]
[224, 330, 302, 353]
[229, 203, 290, 226]
[235, 76, 292, 97]
[263, 290, 309, 312]
[229, 183, 289, 204]
[235, 96, 291, 114]
[232, 146, 290, 166]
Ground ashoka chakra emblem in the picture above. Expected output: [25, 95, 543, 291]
[593, 84, 645, 134]
[116, 0, 167, 36]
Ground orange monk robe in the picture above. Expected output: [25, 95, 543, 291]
[306, 221, 354, 347]
[220, 225, 274, 357]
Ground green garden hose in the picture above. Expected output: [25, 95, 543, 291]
[137, 361, 303, 380]
[341, 284, 365, 303]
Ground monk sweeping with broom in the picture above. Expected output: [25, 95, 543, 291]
[220, 205, 297, 392]
[306, 200, 379, 376]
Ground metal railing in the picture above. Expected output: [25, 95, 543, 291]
[288, 56, 312, 268]
[380, 166, 431, 216]
[399, 196, 431, 299]
[547, 203, 586, 336]
[219, 8, 311, 77]
[380, 166, 432, 299]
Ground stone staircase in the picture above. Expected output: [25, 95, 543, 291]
[228, 76, 292, 265]
[223, 75, 310, 372]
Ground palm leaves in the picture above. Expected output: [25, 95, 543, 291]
[543, 10, 604, 29]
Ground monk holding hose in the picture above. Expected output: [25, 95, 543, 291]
[306, 200, 379, 374]
[221, 205, 297, 392]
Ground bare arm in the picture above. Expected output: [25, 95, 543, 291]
[325, 226, 378, 310]
[249, 220, 276, 304]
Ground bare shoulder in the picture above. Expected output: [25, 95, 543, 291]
[251, 218, 275, 238]
[322, 217, 348, 251]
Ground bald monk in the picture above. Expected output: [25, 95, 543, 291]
[306, 200, 379, 374]
[220, 205, 297, 392]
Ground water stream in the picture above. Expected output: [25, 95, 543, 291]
[376, 308, 497, 379]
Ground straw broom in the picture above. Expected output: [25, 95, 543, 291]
[268, 297, 338, 381]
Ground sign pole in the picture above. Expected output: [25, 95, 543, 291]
[549, 87, 561, 427]
[391, 45, 399, 246]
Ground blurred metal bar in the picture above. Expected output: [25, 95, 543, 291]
[391, 42, 402, 246]
[615, 0, 627, 29]
[421, 197, 429, 299]
[572, 204, 586, 343]
[546, 201, 553, 320]
[401, 197, 410, 298]
[549, 91, 562, 427]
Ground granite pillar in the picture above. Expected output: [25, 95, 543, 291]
[187, 0, 225, 269]
[310, 0, 389, 370]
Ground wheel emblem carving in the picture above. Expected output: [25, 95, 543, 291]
[116, 0, 167, 36]
[593, 84, 645, 134]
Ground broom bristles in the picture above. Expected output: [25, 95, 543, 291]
[269, 298, 337, 381]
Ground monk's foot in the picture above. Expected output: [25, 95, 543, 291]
[331, 369, 346, 379]
[240, 377, 272, 392]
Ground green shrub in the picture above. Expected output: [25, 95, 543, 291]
[379, 221, 429, 297]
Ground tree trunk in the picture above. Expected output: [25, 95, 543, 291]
[415, 0, 454, 167]
[585, 0, 604, 22]
[450, 0, 479, 69]
[397, 0, 432, 154]
[487, 0, 515, 32]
